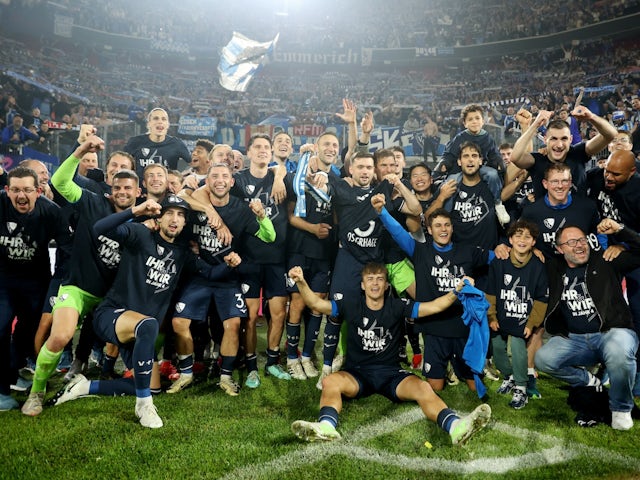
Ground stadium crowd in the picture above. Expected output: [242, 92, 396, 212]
[1, 0, 640, 441]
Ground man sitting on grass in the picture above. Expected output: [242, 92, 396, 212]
[288, 263, 491, 445]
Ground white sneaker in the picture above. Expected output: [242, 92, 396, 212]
[50, 374, 93, 406]
[331, 354, 344, 372]
[287, 358, 307, 381]
[218, 375, 240, 396]
[135, 402, 163, 428]
[611, 411, 633, 431]
[316, 365, 332, 390]
[495, 202, 510, 226]
[301, 358, 319, 378]
[166, 373, 193, 394]
[291, 420, 341, 442]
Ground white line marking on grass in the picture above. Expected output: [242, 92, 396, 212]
[219, 407, 640, 480]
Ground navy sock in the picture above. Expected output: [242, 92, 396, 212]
[101, 354, 117, 375]
[322, 318, 342, 367]
[286, 322, 301, 359]
[436, 408, 459, 433]
[246, 353, 258, 372]
[266, 348, 280, 367]
[93, 377, 136, 396]
[319, 406, 339, 428]
[302, 313, 322, 357]
[220, 354, 236, 377]
[178, 354, 193, 375]
[132, 318, 159, 398]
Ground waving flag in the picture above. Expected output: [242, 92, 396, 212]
[218, 32, 279, 92]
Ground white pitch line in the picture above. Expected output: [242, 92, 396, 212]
[219, 406, 640, 480]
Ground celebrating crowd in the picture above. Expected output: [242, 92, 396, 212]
[2, 95, 640, 447]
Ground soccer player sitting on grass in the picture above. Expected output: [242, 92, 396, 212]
[288, 263, 491, 445]
[485, 219, 548, 410]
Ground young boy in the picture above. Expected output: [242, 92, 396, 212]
[485, 219, 548, 409]
[441, 104, 510, 225]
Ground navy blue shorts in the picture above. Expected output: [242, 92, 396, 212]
[286, 254, 331, 294]
[174, 282, 247, 322]
[93, 301, 157, 370]
[42, 277, 63, 314]
[422, 334, 473, 380]
[329, 249, 365, 301]
[240, 263, 288, 299]
[343, 365, 414, 402]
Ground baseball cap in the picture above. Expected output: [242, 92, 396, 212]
[160, 194, 191, 213]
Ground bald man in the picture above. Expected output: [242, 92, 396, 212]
[588, 149, 640, 397]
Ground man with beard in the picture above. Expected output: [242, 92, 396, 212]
[22, 135, 142, 416]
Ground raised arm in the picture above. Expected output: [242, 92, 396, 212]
[572, 106, 617, 156]
[51, 135, 105, 203]
[288, 266, 333, 316]
[511, 110, 552, 169]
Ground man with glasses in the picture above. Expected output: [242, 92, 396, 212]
[0, 167, 69, 410]
[520, 163, 601, 260]
[535, 218, 640, 431]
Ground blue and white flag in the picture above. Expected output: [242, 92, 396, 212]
[218, 32, 279, 93]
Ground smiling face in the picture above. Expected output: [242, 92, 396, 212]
[360, 270, 389, 302]
[556, 226, 590, 267]
[106, 153, 135, 186]
[143, 165, 168, 198]
[374, 153, 397, 181]
[463, 110, 484, 135]
[604, 150, 636, 191]
[545, 126, 572, 162]
[272, 133, 293, 162]
[315, 133, 339, 169]
[6, 175, 39, 214]
[207, 164, 234, 200]
[427, 214, 453, 247]
[111, 177, 141, 211]
[542, 168, 572, 205]
[509, 228, 536, 256]
[409, 165, 431, 194]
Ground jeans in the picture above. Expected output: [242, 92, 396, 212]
[535, 328, 638, 412]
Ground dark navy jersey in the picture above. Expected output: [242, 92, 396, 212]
[527, 143, 589, 199]
[485, 256, 548, 337]
[328, 176, 393, 264]
[588, 170, 640, 230]
[100, 222, 198, 321]
[285, 172, 336, 260]
[412, 241, 488, 337]
[231, 169, 287, 264]
[520, 195, 600, 260]
[332, 295, 416, 368]
[0, 193, 70, 285]
[124, 134, 191, 179]
[187, 196, 260, 287]
[561, 265, 600, 334]
[450, 181, 498, 250]
[63, 191, 123, 297]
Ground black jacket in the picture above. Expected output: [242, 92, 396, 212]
[544, 226, 640, 337]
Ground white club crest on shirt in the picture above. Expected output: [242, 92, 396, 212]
[141, 148, 150, 157]
[157, 245, 165, 256]
[175, 302, 185, 313]
[563, 275, 569, 286]
[241, 283, 250, 294]
[363, 317, 369, 327]
[459, 191, 468, 199]
[504, 274, 512, 285]
[333, 293, 343, 301]
[246, 185, 255, 195]
[435, 255, 443, 265]
[6, 222, 17, 234]
[198, 213, 208, 223]
[543, 218, 555, 229]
